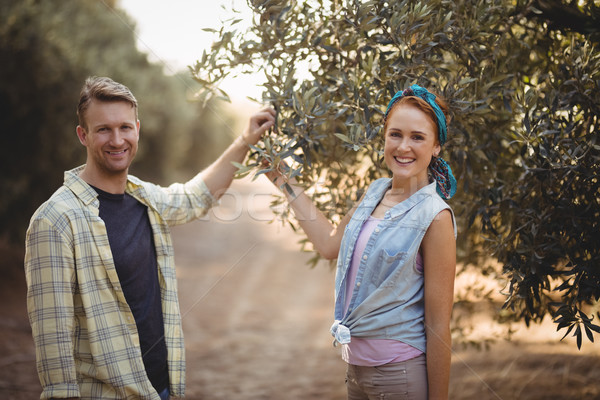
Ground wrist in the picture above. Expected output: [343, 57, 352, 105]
[235, 135, 251, 148]
[277, 179, 303, 201]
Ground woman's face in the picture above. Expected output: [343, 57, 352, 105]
[383, 104, 440, 190]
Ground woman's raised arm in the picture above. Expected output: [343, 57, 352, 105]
[266, 170, 360, 260]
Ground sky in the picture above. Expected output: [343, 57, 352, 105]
[118, 0, 263, 103]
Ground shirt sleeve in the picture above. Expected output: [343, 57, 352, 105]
[136, 173, 219, 226]
[25, 215, 81, 399]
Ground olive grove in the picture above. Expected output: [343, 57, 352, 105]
[192, 0, 600, 347]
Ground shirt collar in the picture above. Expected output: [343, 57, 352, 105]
[64, 166, 98, 207]
[370, 179, 439, 220]
[63, 165, 145, 207]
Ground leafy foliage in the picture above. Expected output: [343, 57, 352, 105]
[193, 0, 600, 347]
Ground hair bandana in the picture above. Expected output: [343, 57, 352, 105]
[384, 84, 457, 199]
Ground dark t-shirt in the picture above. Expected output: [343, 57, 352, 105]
[93, 186, 169, 394]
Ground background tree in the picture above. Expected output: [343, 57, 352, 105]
[0, 0, 233, 247]
[192, 0, 600, 347]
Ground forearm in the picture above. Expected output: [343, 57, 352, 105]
[425, 325, 452, 399]
[274, 178, 342, 259]
[199, 136, 249, 199]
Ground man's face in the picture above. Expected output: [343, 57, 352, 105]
[77, 100, 139, 178]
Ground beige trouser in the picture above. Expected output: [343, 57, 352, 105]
[345, 354, 427, 400]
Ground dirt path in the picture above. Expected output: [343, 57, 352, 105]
[2, 177, 600, 399]
[172, 178, 346, 399]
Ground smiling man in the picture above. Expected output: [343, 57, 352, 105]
[76, 87, 140, 192]
[24, 76, 275, 400]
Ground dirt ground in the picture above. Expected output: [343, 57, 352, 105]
[2, 178, 600, 400]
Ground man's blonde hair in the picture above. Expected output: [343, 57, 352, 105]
[77, 77, 138, 129]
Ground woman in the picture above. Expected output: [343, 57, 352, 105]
[268, 84, 457, 399]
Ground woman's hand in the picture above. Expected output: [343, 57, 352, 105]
[263, 159, 298, 194]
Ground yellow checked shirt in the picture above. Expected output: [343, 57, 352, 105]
[25, 166, 217, 399]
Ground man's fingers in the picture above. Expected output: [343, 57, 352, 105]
[255, 107, 276, 125]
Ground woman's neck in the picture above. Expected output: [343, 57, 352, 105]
[371, 176, 431, 218]
[390, 175, 430, 199]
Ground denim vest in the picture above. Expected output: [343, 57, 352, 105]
[330, 178, 455, 352]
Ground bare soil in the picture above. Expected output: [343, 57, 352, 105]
[2, 178, 599, 399]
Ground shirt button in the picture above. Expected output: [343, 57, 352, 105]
[375, 228, 380, 233]
[356, 281, 361, 287]
[362, 255, 368, 260]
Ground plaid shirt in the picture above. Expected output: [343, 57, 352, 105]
[25, 166, 217, 399]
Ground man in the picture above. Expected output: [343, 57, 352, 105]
[24, 76, 275, 399]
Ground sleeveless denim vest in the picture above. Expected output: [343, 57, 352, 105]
[330, 178, 455, 352]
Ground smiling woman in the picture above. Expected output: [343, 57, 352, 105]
[258, 85, 457, 399]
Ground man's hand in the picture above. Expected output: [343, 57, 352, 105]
[240, 107, 276, 146]
[200, 106, 276, 199]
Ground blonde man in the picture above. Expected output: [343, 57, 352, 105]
[25, 76, 275, 399]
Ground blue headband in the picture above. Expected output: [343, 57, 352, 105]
[384, 84, 456, 199]
[384, 84, 448, 145]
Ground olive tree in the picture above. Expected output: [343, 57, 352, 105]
[192, 0, 600, 347]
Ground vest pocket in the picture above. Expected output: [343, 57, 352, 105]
[371, 250, 407, 287]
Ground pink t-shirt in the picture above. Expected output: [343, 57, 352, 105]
[342, 216, 424, 366]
